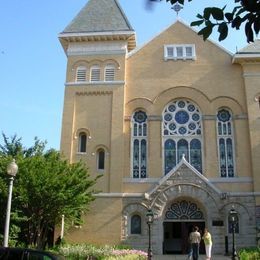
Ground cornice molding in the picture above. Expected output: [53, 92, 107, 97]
[76, 90, 113, 96]
[243, 72, 260, 77]
[66, 81, 125, 86]
[94, 193, 143, 198]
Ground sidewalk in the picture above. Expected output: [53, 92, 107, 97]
[153, 255, 231, 259]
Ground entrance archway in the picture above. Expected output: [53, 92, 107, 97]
[163, 200, 205, 255]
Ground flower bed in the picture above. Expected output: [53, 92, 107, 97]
[54, 244, 147, 260]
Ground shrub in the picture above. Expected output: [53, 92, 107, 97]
[238, 247, 260, 260]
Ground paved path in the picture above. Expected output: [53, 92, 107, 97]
[153, 255, 231, 259]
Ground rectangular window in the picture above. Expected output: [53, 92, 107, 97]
[176, 46, 183, 57]
[164, 44, 196, 61]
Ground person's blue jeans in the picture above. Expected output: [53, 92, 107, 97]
[191, 243, 200, 260]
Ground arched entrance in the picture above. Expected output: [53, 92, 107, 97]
[163, 200, 205, 255]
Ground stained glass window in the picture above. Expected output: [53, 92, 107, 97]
[132, 111, 147, 178]
[163, 100, 202, 174]
[165, 200, 204, 220]
[165, 139, 176, 174]
[131, 215, 141, 234]
[217, 109, 235, 177]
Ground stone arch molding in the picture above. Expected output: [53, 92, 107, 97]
[143, 156, 223, 220]
[122, 203, 148, 240]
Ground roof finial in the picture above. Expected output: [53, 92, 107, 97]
[171, 3, 183, 17]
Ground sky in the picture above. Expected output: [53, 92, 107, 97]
[0, 0, 248, 150]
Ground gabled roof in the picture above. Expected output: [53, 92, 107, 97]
[59, 0, 136, 52]
[144, 155, 222, 208]
[128, 19, 233, 58]
[63, 0, 133, 33]
[233, 39, 260, 63]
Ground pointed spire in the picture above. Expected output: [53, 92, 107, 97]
[62, 0, 134, 34]
[59, 0, 136, 52]
[233, 39, 260, 63]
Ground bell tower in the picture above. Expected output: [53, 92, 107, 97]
[59, 0, 136, 192]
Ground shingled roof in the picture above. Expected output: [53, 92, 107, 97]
[233, 39, 260, 63]
[237, 39, 260, 54]
[63, 0, 133, 33]
[59, 0, 136, 52]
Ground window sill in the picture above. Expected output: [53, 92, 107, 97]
[164, 56, 196, 61]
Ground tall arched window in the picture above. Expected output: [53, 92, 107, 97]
[217, 109, 235, 177]
[76, 66, 87, 82]
[130, 214, 141, 234]
[97, 148, 105, 170]
[78, 132, 87, 153]
[131, 110, 147, 178]
[163, 100, 202, 174]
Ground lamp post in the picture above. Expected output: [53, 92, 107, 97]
[228, 208, 238, 260]
[146, 208, 154, 260]
[3, 159, 18, 247]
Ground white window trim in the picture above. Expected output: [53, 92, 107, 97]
[164, 44, 196, 61]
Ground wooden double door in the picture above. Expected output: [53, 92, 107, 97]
[163, 221, 205, 254]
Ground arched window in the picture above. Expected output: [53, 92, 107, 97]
[217, 109, 235, 177]
[163, 100, 202, 174]
[90, 65, 100, 82]
[78, 132, 87, 153]
[97, 149, 105, 170]
[104, 64, 115, 81]
[131, 110, 148, 178]
[76, 66, 87, 82]
[131, 214, 141, 234]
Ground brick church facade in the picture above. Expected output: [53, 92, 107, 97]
[59, 0, 260, 255]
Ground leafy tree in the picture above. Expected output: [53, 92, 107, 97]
[0, 134, 98, 249]
[148, 0, 260, 42]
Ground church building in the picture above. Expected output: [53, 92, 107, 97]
[59, 0, 260, 255]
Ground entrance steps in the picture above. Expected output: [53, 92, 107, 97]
[153, 255, 231, 259]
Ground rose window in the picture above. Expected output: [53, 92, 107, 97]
[163, 100, 201, 136]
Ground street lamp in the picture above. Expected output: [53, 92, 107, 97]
[228, 208, 238, 260]
[3, 159, 18, 247]
[146, 208, 154, 260]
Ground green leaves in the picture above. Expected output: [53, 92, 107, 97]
[0, 136, 97, 248]
[190, 20, 204, 27]
[198, 25, 213, 41]
[218, 22, 229, 41]
[158, 0, 260, 43]
[203, 7, 225, 20]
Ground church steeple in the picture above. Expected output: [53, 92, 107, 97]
[59, 0, 136, 53]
